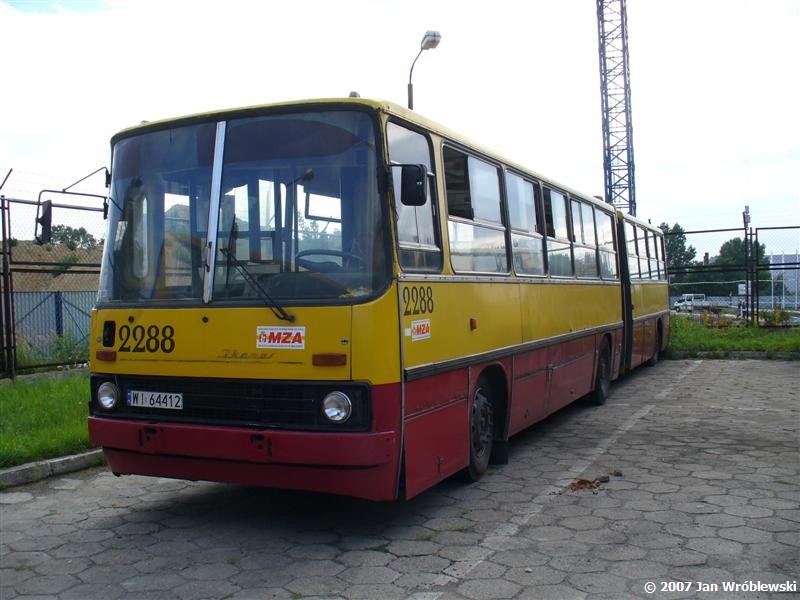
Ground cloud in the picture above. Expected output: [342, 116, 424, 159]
[1, 0, 797, 242]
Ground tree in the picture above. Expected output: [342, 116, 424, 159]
[658, 222, 696, 270]
[658, 222, 697, 295]
[685, 236, 771, 296]
[50, 225, 99, 250]
[715, 236, 771, 294]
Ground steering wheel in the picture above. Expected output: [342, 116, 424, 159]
[295, 249, 365, 273]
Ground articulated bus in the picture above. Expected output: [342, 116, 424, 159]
[88, 98, 669, 501]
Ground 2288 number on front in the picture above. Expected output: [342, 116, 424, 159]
[118, 324, 176, 354]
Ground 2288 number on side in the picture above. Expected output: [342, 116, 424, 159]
[402, 286, 434, 316]
[118, 324, 176, 354]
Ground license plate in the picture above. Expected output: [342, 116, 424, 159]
[127, 390, 183, 410]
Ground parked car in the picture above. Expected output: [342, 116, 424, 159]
[673, 293, 710, 312]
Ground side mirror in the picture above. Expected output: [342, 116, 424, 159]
[398, 164, 428, 206]
[36, 200, 52, 244]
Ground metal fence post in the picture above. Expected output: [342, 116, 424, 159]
[755, 229, 760, 323]
[750, 226, 756, 326]
[1, 194, 16, 377]
[55, 291, 64, 337]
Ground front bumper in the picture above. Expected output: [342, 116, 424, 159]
[89, 417, 399, 501]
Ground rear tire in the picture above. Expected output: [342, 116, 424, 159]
[462, 378, 494, 481]
[589, 340, 611, 406]
[645, 329, 661, 367]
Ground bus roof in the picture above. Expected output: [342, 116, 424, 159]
[110, 97, 641, 220]
[617, 210, 663, 235]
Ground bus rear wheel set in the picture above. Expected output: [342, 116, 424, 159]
[590, 339, 612, 406]
[464, 377, 495, 481]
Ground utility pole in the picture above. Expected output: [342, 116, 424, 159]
[597, 0, 636, 216]
[743, 206, 751, 323]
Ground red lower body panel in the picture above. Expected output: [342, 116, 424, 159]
[401, 329, 623, 498]
[89, 384, 402, 502]
[403, 370, 470, 498]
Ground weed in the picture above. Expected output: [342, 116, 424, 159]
[14, 338, 39, 368]
[50, 330, 89, 363]
[14, 331, 88, 368]
[670, 315, 800, 354]
[761, 309, 792, 326]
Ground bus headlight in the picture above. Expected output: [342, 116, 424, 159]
[97, 382, 120, 410]
[322, 391, 352, 423]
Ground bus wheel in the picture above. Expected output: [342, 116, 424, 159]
[589, 341, 611, 406]
[464, 378, 494, 481]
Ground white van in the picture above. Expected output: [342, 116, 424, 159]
[673, 293, 708, 312]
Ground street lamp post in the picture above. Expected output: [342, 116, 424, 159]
[408, 30, 441, 110]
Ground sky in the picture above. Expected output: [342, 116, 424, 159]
[0, 0, 798, 256]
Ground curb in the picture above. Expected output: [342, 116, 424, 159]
[0, 449, 105, 488]
[666, 351, 800, 360]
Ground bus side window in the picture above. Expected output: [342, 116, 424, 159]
[444, 146, 508, 273]
[597, 211, 618, 279]
[638, 226, 651, 279]
[572, 200, 598, 278]
[649, 229, 660, 279]
[543, 187, 573, 276]
[626, 221, 639, 278]
[506, 172, 544, 276]
[387, 122, 442, 272]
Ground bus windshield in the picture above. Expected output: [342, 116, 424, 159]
[98, 110, 388, 304]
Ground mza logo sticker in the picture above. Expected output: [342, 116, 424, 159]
[410, 319, 431, 341]
[257, 326, 306, 349]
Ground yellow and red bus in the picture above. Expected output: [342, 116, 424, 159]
[88, 98, 668, 501]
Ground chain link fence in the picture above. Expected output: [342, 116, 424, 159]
[1, 184, 105, 377]
[664, 222, 800, 326]
[755, 227, 800, 325]
[3, 169, 798, 376]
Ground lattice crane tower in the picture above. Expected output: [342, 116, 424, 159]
[597, 0, 636, 216]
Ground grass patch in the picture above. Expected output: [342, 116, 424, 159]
[668, 315, 800, 354]
[0, 373, 91, 468]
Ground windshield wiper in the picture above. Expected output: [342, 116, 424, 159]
[225, 219, 237, 289]
[219, 248, 295, 323]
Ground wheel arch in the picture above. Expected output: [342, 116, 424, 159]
[599, 331, 615, 380]
[476, 364, 509, 443]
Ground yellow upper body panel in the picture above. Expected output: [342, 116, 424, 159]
[398, 277, 622, 370]
[632, 280, 669, 319]
[90, 289, 401, 386]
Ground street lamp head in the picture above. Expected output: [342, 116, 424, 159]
[420, 30, 441, 51]
[408, 30, 442, 110]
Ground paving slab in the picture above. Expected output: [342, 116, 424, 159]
[1, 359, 798, 598]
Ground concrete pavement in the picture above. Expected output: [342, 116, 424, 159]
[1, 359, 798, 599]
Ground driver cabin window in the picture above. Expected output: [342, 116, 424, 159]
[387, 122, 441, 272]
